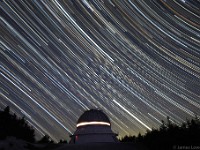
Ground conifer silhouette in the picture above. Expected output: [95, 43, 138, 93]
[120, 116, 200, 150]
[0, 106, 35, 142]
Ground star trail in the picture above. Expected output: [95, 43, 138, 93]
[0, 0, 200, 142]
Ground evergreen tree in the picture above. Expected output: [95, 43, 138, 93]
[59, 139, 68, 144]
[0, 106, 35, 142]
[38, 135, 54, 144]
[120, 116, 200, 150]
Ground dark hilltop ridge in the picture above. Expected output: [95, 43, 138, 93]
[0, 106, 200, 150]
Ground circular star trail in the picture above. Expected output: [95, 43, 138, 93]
[0, 0, 200, 142]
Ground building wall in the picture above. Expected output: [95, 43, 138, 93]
[73, 134, 117, 144]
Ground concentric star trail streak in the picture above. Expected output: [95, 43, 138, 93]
[0, 0, 200, 142]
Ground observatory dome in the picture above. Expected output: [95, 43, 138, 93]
[70, 109, 118, 144]
[77, 109, 110, 127]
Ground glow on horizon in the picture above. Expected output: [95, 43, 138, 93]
[113, 99, 152, 131]
[76, 121, 111, 127]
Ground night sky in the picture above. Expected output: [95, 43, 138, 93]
[0, 0, 200, 142]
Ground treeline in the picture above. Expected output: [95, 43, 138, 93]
[0, 106, 63, 144]
[120, 116, 200, 150]
[1, 106, 200, 150]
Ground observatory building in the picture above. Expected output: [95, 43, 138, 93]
[70, 109, 118, 144]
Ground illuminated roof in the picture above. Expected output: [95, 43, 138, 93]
[77, 109, 110, 127]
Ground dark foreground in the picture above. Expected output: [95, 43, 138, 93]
[0, 138, 147, 150]
[53, 143, 147, 150]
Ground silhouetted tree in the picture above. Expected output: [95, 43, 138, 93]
[120, 116, 200, 150]
[136, 133, 143, 143]
[0, 106, 35, 142]
[120, 135, 136, 143]
[59, 139, 68, 144]
[38, 135, 54, 144]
